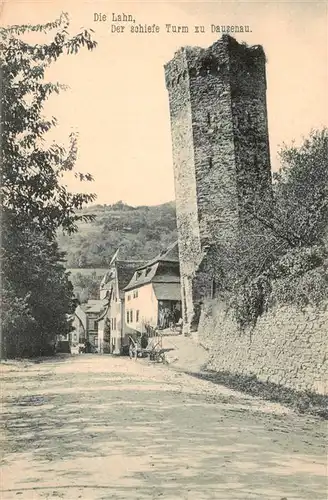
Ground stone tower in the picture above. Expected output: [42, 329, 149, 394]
[164, 35, 272, 334]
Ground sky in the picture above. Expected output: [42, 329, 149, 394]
[1, 0, 327, 206]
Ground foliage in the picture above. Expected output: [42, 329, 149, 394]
[232, 274, 272, 330]
[2, 212, 76, 357]
[0, 12, 97, 236]
[1, 14, 97, 358]
[223, 129, 328, 329]
[243, 128, 328, 250]
[70, 271, 102, 303]
[272, 248, 328, 308]
[273, 129, 328, 247]
[57, 201, 178, 267]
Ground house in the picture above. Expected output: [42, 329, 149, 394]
[99, 252, 144, 354]
[71, 304, 87, 344]
[123, 241, 182, 335]
[71, 299, 108, 350]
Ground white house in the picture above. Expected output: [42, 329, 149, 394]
[123, 241, 182, 335]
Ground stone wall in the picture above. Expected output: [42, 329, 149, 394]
[198, 299, 328, 394]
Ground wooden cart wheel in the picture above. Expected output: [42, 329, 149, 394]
[157, 352, 166, 364]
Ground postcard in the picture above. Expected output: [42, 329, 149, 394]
[1, 1, 327, 499]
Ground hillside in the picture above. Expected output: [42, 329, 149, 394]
[57, 201, 178, 268]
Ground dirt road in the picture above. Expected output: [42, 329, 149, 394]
[1, 354, 326, 500]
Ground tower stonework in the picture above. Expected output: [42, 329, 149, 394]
[164, 35, 272, 334]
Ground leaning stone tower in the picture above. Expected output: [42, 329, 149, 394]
[164, 34, 272, 334]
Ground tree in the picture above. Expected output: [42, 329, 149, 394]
[232, 128, 328, 284]
[214, 129, 328, 327]
[243, 128, 328, 250]
[1, 12, 97, 235]
[274, 128, 328, 248]
[0, 13, 98, 357]
[70, 271, 101, 303]
[2, 221, 75, 357]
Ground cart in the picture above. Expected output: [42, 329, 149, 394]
[128, 331, 169, 363]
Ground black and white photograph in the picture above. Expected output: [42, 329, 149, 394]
[0, 0, 327, 498]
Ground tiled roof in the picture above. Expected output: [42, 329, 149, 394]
[136, 241, 179, 270]
[116, 260, 145, 292]
[81, 299, 108, 314]
[124, 256, 180, 292]
[100, 259, 145, 296]
[124, 263, 159, 291]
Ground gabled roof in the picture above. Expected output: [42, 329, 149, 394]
[96, 301, 110, 321]
[80, 298, 108, 314]
[100, 257, 145, 292]
[100, 269, 115, 288]
[136, 241, 179, 271]
[124, 262, 159, 291]
[124, 242, 180, 292]
[116, 260, 145, 293]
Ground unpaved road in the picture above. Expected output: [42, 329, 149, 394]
[1, 354, 326, 500]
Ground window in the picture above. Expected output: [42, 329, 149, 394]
[133, 289, 139, 298]
[209, 157, 213, 168]
[127, 295, 131, 301]
[145, 267, 152, 276]
[126, 311, 130, 324]
[136, 310, 140, 322]
[114, 318, 116, 330]
[130, 310, 133, 323]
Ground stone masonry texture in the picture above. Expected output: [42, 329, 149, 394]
[165, 35, 272, 333]
[198, 299, 328, 395]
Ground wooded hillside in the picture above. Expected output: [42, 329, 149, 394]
[57, 201, 178, 267]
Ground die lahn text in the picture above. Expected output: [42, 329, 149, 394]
[93, 13, 251, 34]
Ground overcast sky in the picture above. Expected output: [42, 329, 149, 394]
[2, 0, 327, 206]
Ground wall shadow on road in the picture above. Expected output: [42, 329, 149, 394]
[180, 368, 328, 420]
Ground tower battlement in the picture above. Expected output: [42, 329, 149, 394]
[165, 35, 266, 91]
[164, 35, 272, 334]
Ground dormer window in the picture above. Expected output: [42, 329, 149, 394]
[136, 270, 142, 280]
[145, 267, 152, 276]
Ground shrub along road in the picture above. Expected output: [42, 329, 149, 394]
[1, 354, 326, 499]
